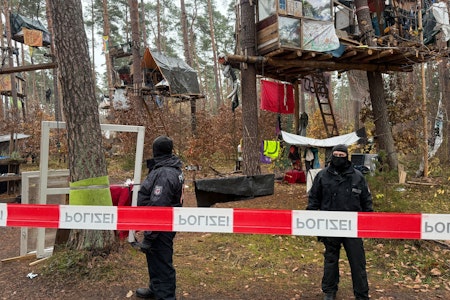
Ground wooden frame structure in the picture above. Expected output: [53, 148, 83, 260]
[227, 0, 448, 82]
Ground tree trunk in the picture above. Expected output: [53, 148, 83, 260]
[156, 0, 161, 51]
[140, 0, 147, 48]
[354, 0, 398, 170]
[367, 71, 397, 168]
[90, 0, 96, 90]
[102, 0, 114, 101]
[3, 0, 19, 120]
[0, 4, 5, 118]
[206, 0, 222, 109]
[49, 0, 115, 252]
[45, 0, 62, 122]
[240, 1, 260, 176]
[180, 0, 196, 134]
[129, 0, 142, 95]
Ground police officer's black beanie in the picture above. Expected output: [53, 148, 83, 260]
[152, 136, 173, 157]
[332, 144, 348, 155]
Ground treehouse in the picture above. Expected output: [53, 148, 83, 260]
[0, 74, 26, 97]
[107, 46, 202, 110]
[10, 13, 51, 47]
[1, 12, 52, 105]
[227, 0, 449, 82]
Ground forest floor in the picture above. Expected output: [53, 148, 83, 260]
[1, 170, 450, 300]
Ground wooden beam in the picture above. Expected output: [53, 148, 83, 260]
[382, 51, 414, 63]
[361, 49, 394, 63]
[265, 48, 286, 57]
[317, 53, 334, 61]
[283, 50, 303, 59]
[336, 50, 357, 60]
[0, 62, 57, 74]
[226, 54, 413, 73]
[1, 253, 35, 262]
[302, 52, 316, 60]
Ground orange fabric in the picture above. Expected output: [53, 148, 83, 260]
[23, 28, 43, 47]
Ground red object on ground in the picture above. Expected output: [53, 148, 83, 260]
[284, 170, 306, 184]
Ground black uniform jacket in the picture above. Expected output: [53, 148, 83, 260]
[138, 154, 184, 208]
[307, 163, 373, 212]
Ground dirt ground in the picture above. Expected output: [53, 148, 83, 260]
[1, 176, 450, 299]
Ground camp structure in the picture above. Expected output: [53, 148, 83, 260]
[221, 0, 450, 146]
[109, 46, 202, 101]
[225, 0, 449, 80]
[141, 48, 201, 98]
[0, 74, 26, 97]
[9, 13, 51, 47]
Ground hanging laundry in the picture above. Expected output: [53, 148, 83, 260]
[23, 28, 43, 47]
[263, 140, 281, 159]
[260, 141, 272, 164]
[260, 79, 294, 114]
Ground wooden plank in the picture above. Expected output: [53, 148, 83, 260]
[336, 50, 357, 60]
[317, 53, 334, 61]
[256, 14, 277, 31]
[0, 175, 21, 182]
[407, 180, 435, 186]
[1, 253, 35, 262]
[338, 36, 361, 46]
[361, 49, 394, 63]
[0, 62, 57, 75]
[257, 23, 278, 45]
[29, 256, 50, 266]
[282, 50, 303, 59]
[258, 43, 280, 55]
[265, 49, 286, 57]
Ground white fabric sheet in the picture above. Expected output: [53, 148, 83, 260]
[281, 130, 361, 147]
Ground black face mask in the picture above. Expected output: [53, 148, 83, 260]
[331, 156, 348, 171]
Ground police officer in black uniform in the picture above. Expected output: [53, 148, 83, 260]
[136, 136, 184, 300]
[307, 144, 372, 300]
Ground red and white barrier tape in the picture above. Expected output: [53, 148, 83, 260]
[1, 204, 449, 240]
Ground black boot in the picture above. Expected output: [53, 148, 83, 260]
[136, 287, 155, 299]
[324, 292, 336, 300]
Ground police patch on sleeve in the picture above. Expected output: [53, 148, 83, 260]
[153, 185, 163, 196]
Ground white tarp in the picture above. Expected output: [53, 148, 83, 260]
[432, 2, 450, 42]
[302, 19, 340, 52]
[281, 130, 361, 147]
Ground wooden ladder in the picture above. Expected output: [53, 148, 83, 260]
[311, 72, 339, 137]
[141, 94, 168, 136]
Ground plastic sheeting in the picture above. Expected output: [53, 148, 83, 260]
[302, 19, 340, 52]
[10, 13, 51, 46]
[143, 49, 201, 96]
[281, 128, 366, 147]
[194, 174, 275, 207]
[432, 2, 450, 42]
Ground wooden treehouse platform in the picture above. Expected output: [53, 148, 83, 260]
[226, 41, 445, 83]
[226, 0, 449, 82]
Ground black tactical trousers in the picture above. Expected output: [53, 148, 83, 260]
[144, 231, 177, 300]
[321, 237, 369, 299]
